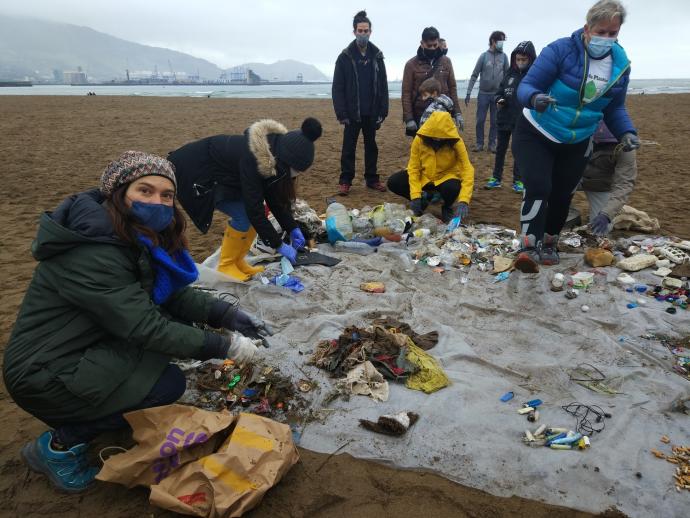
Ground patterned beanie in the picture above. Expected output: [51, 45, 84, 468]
[100, 150, 177, 196]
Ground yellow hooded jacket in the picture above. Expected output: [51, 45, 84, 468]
[406, 111, 474, 204]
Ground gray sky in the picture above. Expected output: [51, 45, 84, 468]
[3, 0, 689, 79]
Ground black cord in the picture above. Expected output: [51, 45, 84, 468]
[561, 402, 611, 435]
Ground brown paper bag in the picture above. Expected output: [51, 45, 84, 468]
[97, 404, 235, 488]
[149, 412, 299, 517]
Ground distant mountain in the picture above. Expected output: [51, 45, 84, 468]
[0, 15, 223, 82]
[231, 60, 329, 82]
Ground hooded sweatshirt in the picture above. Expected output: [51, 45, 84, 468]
[495, 41, 537, 130]
[466, 48, 509, 96]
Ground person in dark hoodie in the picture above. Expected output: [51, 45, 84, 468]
[168, 117, 322, 281]
[3, 151, 271, 492]
[485, 41, 537, 193]
[332, 10, 389, 195]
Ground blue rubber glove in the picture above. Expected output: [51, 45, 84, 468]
[620, 133, 640, 151]
[290, 227, 306, 250]
[454, 202, 469, 219]
[590, 212, 611, 236]
[277, 243, 297, 265]
[410, 198, 424, 216]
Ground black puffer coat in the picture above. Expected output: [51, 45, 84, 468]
[168, 120, 298, 248]
[332, 40, 389, 123]
[494, 41, 537, 131]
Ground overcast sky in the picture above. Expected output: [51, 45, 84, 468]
[3, 0, 689, 79]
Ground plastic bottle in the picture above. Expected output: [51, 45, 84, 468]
[334, 240, 376, 255]
[325, 202, 353, 242]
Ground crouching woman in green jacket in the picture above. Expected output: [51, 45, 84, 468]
[3, 151, 270, 493]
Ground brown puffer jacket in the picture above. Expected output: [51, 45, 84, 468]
[402, 47, 460, 124]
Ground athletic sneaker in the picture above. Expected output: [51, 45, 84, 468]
[488, 144, 497, 153]
[473, 144, 484, 152]
[514, 234, 540, 273]
[512, 181, 524, 194]
[485, 177, 502, 189]
[541, 233, 560, 265]
[338, 183, 350, 196]
[21, 431, 99, 493]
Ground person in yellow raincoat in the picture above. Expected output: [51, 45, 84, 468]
[387, 111, 474, 222]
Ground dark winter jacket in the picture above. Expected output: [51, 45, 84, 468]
[3, 190, 228, 424]
[402, 47, 460, 124]
[332, 40, 389, 123]
[495, 41, 537, 131]
[168, 119, 299, 249]
[517, 28, 635, 143]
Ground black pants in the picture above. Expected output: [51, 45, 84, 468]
[492, 129, 521, 183]
[54, 364, 187, 447]
[512, 115, 591, 241]
[339, 116, 379, 185]
[386, 170, 461, 209]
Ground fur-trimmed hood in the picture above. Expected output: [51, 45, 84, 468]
[246, 119, 288, 178]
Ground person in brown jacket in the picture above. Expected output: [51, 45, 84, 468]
[402, 26, 463, 136]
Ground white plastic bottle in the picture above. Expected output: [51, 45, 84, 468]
[325, 202, 353, 241]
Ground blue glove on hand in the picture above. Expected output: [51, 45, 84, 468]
[277, 243, 297, 265]
[290, 227, 306, 250]
[454, 202, 469, 219]
[590, 212, 611, 236]
[620, 132, 640, 151]
[410, 198, 424, 216]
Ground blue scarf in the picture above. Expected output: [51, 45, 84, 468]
[137, 235, 198, 304]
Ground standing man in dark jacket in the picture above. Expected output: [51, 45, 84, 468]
[465, 30, 509, 152]
[402, 26, 462, 135]
[332, 10, 389, 195]
[485, 41, 537, 193]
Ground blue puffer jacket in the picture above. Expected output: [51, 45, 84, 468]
[517, 28, 636, 144]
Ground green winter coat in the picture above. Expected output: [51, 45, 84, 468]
[3, 190, 219, 424]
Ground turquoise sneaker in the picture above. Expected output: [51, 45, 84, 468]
[21, 431, 99, 493]
[512, 181, 524, 193]
[485, 177, 502, 189]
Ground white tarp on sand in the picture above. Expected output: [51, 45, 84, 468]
[196, 244, 689, 518]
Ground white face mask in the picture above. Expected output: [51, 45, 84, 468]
[290, 168, 301, 178]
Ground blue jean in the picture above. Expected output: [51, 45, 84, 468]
[476, 92, 497, 148]
[216, 200, 251, 232]
[54, 364, 187, 447]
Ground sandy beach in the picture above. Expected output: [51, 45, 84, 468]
[1, 93, 687, 517]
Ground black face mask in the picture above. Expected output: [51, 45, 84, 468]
[441, 48, 448, 56]
[423, 47, 442, 60]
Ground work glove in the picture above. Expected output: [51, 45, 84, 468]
[410, 198, 424, 217]
[220, 306, 273, 342]
[454, 202, 469, 219]
[454, 113, 465, 132]
[339, 118, 350, 125]
[290, 227, 306, 250]
[620, 132, 640, 152]
[464, 94, 471, 107]
[375, 116, 384, 130]
[405, 120, 417, 133]
[277, 242, 297, 265]
[590, 212, 611, 236]
[531, 93, 556, 113]
[224, 331, 260, 363]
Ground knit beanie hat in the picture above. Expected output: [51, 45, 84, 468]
[276, 118, 323, 172]
[100, 150, 177, 196]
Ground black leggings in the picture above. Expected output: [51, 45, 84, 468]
[54, 364, 187, 447]
[512, 115, 591, 241]
[386, 170, 461, 209]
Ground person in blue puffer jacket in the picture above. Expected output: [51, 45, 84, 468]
[512, 0, 640, 272]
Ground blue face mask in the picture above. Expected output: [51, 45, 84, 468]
[130, 201, 174, 232]
[587, 35, 615, 58]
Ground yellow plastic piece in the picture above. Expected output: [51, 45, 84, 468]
[404, 337, 450, 394]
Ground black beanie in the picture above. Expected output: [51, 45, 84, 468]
[276, 117, 323, 171]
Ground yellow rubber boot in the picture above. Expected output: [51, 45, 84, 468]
[236, 227, 265, 276]
[217, 226, 250, 281]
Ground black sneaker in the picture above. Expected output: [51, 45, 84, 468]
[514, 235, 540, 273]
[541, 233, 560, 265]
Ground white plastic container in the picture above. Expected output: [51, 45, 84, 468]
[325, 202, 353, 240]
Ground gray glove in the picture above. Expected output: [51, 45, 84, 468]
[532, 93, 556, 113]
[464, 94, 471, 107]
[224, 331, 260, 363]
[410, 198, 424, 216]
[220, 307, 274, 346]
[620, 132, 640, 151]
[405, 120, 417, 132]
[454, 113, 464, 132]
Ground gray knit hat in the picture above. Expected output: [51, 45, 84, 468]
[100, 150, 177, 196]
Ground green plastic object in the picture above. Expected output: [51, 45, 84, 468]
[227, 374, 241, 388]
